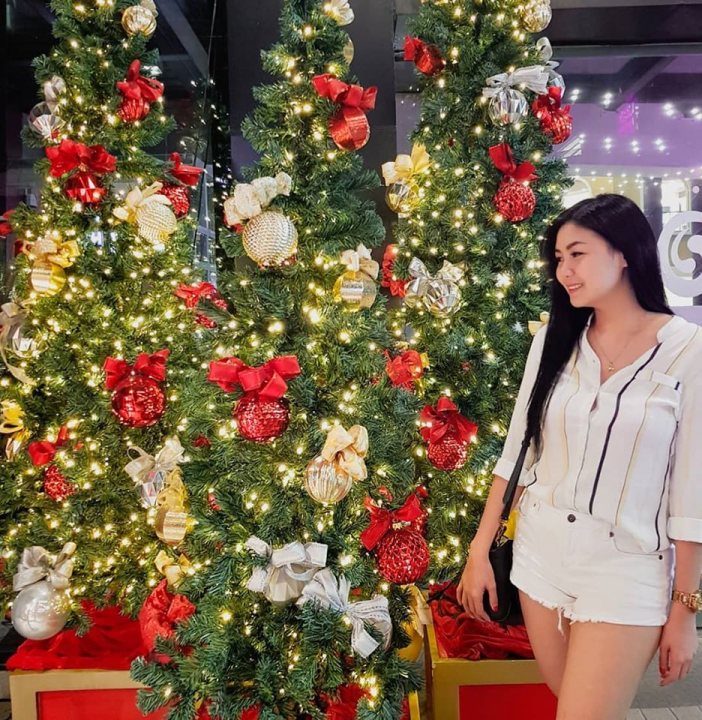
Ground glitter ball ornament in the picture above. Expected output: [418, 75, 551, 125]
[235, 393, 290, 443]
[523, 0, 552, 32]
[385, 182, 416, 214]
[427, 435, 468, 471]
[545, 111, 573, 144]
[160, 184, 190, 217]
[304, 456, 353, 505]
[487, 89, 529, 126]
[242, 211, 298, 267]
[122, 4, 157, 37]
[28, 102, 64, 141]
[43, 465, 76, 502]
[494, 180, 536, 223]
[12, 580, 70, 640]
[118, 96, 151, 123]
[376, 528, 430, 585]
[333, 270, 377, 311]
[111, 374, 166, 428]
[136, 200, 178, 245]
[65, 171, 106, 205]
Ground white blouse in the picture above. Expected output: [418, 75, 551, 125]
[493, 312, 702, 552]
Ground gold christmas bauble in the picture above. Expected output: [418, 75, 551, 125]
[333, 270, 377, 310]
[523, 0, 552, 32]
[122, 4, 157, 37]
[385, 182, 416, 214]
[136, 201, 177, 246]
[242, 211, 298, 267]
[154, 507, 188, 547]
[343, 39, 355, 64]
[304, 456, 353, 505]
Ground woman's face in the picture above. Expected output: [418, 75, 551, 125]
[554, 222, 628, 308]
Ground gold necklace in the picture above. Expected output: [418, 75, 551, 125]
[589, 326, 639, 373]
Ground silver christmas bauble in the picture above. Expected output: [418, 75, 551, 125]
[28, 102, 64, 141]
[523, 1, 552, 32]
[547, 69, 566, 96]
[487, 89, 529, 126]
[12, 581, 70, 640]
[304, 456, 353, 505]
[242, 211, 298, 267]
[333, 270, 377, 310]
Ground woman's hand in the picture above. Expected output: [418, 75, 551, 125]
[456, 548, 497, 622]
[659, 604, 698, 686]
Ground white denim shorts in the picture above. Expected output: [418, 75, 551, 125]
[511, 493, 674, 627]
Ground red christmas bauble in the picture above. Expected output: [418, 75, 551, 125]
[111, 374, 166, 428]
[494, 180, 536, 223]
[546, 111, 573, 145]
[427, 435, 468, 471]
[195, 313, 217, 328]
[43, 465, 76, 502]
[65, 172, 106, 205]
[118, 96, 151, 123]
[415, 44, 445, 76]
[234, 393, 290, 443]
[376, 527, 430, 585]
[160, 184, 190, 217]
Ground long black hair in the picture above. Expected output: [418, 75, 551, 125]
[525, 193, 673, 454]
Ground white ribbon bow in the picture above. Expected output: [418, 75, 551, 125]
[43, 75, 66, 113]
[297, 568, 392, 658]
[124, 436, 185, 508]
[13, 542, 77, 593]
[405, 258, 463, 314]
[224, 172, 292, 227]
[246, 536, 328, 606]
[482, 65, 549, 100]
[340, 244, 379, 280]
[0, 302, 33, 385]
[324, 0, 354, 26]
[536, 37, 566, 93]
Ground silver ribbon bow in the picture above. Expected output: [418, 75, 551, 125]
[13, 542, 77, 593]
[482, 65, 549, 100]
[0, 302, 34, 385]
[246, 536, 328, 606]
[405, 258, 463, 317]
[297, 568, 392, 658]
[536, 37, 566, 93]
[124, 436, 185, 508]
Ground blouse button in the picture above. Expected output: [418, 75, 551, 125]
[567, 514, 576, 523]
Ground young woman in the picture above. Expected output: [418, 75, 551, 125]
[457, 194, 702, 720]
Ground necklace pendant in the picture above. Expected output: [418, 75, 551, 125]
[607, 361, 615, 373]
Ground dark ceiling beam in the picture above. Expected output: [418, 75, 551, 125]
[612, 56, 676, 109]
[156, 1, 209, 77]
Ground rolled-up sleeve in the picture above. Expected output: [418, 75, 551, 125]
[667, 375, 702, 543]
[492, 325, 547, 486]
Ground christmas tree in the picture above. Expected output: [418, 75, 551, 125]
[132, 1, 425, 718]
[0, 0, 212, 635]
[380, 0, 573, 582]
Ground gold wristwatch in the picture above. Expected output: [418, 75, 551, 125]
[672, 589, 702, 612]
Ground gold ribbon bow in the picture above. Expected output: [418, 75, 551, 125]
[340, 244, 379, 281]
[381, 144, 431, 186]
[528, 311, 550, 336]
[113, 181, 177, 245]
[223, 172, 292, 227]
[28, 232, 80, 297]
[324, 0, 354, 25]
[321, 424, 369, 481]
[0, 303, 34, 385]
[124, 436, 185, 508]
[153, 461, 189, 547]
[0, 401, 30, 460]
[155, 549, 192, 588]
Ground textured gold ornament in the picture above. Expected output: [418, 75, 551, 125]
[242, 211, 298, 267]
[304, 456, 354, 505]
[523, 0, 552, 32]
[136, 201, 178, 246]
[333, 270, 377, 310]
[154, 508, 188, 547]
[385, 182, 416, 214]
[122, 4, 157, 37]
[30, 261, 67, 296]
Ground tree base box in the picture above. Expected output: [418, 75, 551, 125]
[408, 691, 421, 720]
[424, 621, 557, 720]
[10, 669, 167, 720]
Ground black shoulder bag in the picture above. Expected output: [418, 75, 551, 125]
[481, 433, 532, 625]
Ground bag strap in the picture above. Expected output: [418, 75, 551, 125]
[499, 433, 532, 524]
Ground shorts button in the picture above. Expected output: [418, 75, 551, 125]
[567, 514, 576, 523]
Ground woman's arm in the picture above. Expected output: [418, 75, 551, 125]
[659, 540, 702, 686]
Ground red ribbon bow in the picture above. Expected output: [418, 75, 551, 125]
[361, 493, 425, 551]
[175, 282, 219, 309]
[45, 139, 117, 178]
[312, 74, 377, 112]
[0, 209, 14, 237]
[103, 349, 170, 390]
[419, 397, 478, 445]
[169, 152, 204, 187]
[404, 36, 446, 76]
[207, 356, 300, 399]
[28, 426, 69, 467]
[116, 60, 165, 104]
[385, 350, 425, 390]
[488, 143, 538, 183]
